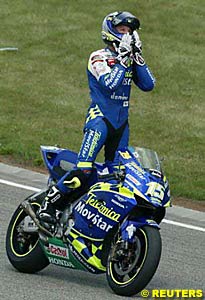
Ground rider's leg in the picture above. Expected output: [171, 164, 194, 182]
[104, 120, 129, 163]
[38, 118, 108, 224]
[37, 168, 91, 224]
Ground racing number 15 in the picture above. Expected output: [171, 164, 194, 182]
[145, 182, 165, 202]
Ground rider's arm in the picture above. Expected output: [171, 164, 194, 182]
[88, 51, 126, 91]
[132, 63, 156, 91]
[99, 64, 126, 90]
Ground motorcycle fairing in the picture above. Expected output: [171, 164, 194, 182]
[40, 236, 105, 274]
[67, 227, 106, 273]
[72, 182, 137, 239]
[117, 148, 170, 208]
[40, 145, 105, 181]
[120, 219, 159, 243]
[40, 146, 78, 181]
[59, 183, 137, 272]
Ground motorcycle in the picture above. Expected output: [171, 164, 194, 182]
[6, 145, 171, 296]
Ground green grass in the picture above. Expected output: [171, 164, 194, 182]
[0, 0, 204, 201]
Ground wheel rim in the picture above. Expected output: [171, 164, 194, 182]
[10, 203, 40, 257]
[109, 228, 148, 285]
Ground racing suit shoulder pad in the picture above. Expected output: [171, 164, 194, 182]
[88, 49, 111, 80]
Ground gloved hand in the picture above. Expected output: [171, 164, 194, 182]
[116, 33, 132, 68]
[132, 31, 145, 66]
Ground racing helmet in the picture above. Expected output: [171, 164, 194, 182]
[102, 11, 140, 46]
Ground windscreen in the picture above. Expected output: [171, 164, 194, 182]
[128, 146, 161, 171]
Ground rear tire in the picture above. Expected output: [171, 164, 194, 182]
[106, 225, 161, 296]
[6, 192, 49, 273]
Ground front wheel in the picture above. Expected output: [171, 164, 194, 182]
[6, 192, 49, 273]
[106, 225, 162, 296]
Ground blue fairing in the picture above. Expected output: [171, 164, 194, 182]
[120, 219, 159, 243]
[72, 188, 136, 239]
[40, 145, 105, 181]
[116, 147, 170, 208]
[40, 146, 77, 179]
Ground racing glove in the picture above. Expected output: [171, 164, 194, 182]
[132, 31, 145, 66]
[116, 33, 132, 68]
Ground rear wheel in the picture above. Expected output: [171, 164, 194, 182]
[106, 225, 161, 296]
[6, 192, 49, 273]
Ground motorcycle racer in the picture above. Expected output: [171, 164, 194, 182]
[38, 11, 156, 224]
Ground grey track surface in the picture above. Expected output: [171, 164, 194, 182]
[0, 163, 204, 299]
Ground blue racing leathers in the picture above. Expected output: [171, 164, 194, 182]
[57, 47, 155, 194]
[85, 48, 155, 129]
[77, 47, 155, 165]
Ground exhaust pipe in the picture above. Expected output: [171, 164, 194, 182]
[20, 200, 53, 237]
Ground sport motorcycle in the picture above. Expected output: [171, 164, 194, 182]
[6, 145, 171, 296]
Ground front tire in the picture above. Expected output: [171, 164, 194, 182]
[106, 225, 161, 296]
[6, 192, 49, 273]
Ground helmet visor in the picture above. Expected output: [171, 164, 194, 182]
[112, 11, 140, 32]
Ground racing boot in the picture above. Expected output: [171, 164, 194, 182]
[37, 169, 92, 225]
[37, 186, 64, 224]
